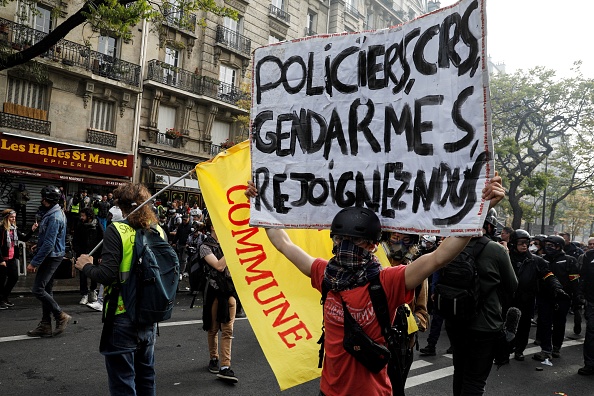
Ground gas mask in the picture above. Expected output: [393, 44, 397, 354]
[385, 241, 407, 261]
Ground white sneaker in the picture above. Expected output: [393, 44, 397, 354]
[88, 290, 98, 303]
[79, 295, 89, 305]
[87, 301, 103, 312]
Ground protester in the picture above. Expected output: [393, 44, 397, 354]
[1, 209, 37, 309]
[244, 175, 505, 395]
[533, 235, 580, 361]
[72, 207, 103, 305]
[507, 229, 566, 362]
[96, 195, 111, 230]
[75, 183, 161, 395]
[26, 186, 71, 338]
[578, 243, 594, 375]
[172, 214, 192, 277]
[201, 216, 239, 383]
[445, 209, 517, 395]
[381, 232, 429, 394]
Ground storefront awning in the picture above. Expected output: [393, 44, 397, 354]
[149, 167, 200, 191]
[0, 164, 130, 187]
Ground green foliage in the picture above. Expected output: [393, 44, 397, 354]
[491, 64, 594, 228]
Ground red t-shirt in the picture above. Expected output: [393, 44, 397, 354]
[311, 259, 413, 396]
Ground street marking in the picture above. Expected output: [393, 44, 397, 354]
[406, 366, 454, 388]
[411, 360, 433, 370]
[0, 335, 35, 343]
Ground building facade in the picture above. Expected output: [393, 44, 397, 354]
[0, 0, 438, 217]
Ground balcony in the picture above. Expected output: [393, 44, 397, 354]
[304, 27, 317, 37]
[210, 144, 223, 156]
[215, 25, 251, 57]
[0, 17, 141, 87]
[87, 128, 117, 147]
[0, 112, 51, 135]
[156, 132, 181, 148]
[146, 60, 246, 106]
[164, 10, 197, 34]
[344, 3, 363, 19]
[269, 5, 291, 24]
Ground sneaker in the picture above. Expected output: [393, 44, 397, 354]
[79, 294, 89, 305]
[578, 365, 594, 375]
[27, 321, 53, 337]
[552, 347, 561, 358]
[514, 353, 525, 361]
[87, 301, 103, 312]
[532, 351, 552, 361]
[0, 302, 8, 310]
[208, 358, 219, 374]
[446, 346, 454, 354]
[53, 312, 72, 336]
[88, 290, 98, 303]
[217, 367, 238, 383]
[2, 299, 14, 307]
[419, 345, 436, 356]
[183, 272, 189, 278]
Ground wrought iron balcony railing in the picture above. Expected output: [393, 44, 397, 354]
[0, 112, 51, 135]
[146, 60, 246, 106]
[87, 128, 117, 147]
[0, 17, 141, 87]
[215, 25, 251, 56]
[156, 132, 180, 147]
[304, 27, 317, 37]
[164, 10, 197, 33]
[269, 5, 290, 24]
[344, 3, 363, 19]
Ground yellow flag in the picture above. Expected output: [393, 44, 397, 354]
[195, 141, 390, 390]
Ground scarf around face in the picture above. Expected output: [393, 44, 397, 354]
[323, 240, 382, 292]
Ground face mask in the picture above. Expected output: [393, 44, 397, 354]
[528, 245, 538, 253]
[545, 246, 558, 256]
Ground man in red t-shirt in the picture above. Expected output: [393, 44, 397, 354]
[245, 176, 504, 396]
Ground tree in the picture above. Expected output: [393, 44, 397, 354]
[490, 64, 594, 229]
[0, 0, 237, 71]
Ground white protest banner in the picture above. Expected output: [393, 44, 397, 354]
[250, 0, 493, 236]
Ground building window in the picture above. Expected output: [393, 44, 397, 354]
[268, 34, 282, 44]
[306, 11, 317, 36]
[7, 77, 47, 110]
[91, 99, 115, 132]
[98, 35, 118, 58]
[35, 5, 53, 33]
[157, 104, 177, 133]
[271, 0, 284, 11]
[211, 120, 230, 147]
[219, 64, 236, 97]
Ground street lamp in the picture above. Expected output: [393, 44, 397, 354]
[540, 156, 548, 234]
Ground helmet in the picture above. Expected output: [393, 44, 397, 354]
[420, 235, 437, 251]
[533, 234, 547, 242]
[544, 235, 565, 248]
[330, 207, 382, 243]
[484, 208, 498, 227]
[509, 229, 530, 251]
[41, 185, 61, 204]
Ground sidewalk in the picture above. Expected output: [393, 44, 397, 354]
[13, 273, 80, 294]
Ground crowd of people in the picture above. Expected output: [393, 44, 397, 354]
[3, 177, 594, 395]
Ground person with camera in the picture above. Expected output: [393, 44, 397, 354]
[26, 186, 71, 338]
[244, 175, 505, 396]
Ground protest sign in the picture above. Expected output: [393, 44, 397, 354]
[250, 0, 493, 236]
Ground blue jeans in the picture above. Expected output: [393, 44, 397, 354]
[427, 311, 445, 346]
[98, 217, 107, 231]
[584, 301, 594, 367]
[31, 256, 64, 322]
[446, 324, 500, 396]
[102, 313, 157, 396]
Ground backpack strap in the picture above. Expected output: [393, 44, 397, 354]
[317, 282, 329, 368]
[368, 276, 392, 339]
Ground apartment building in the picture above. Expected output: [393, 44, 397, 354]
[0, 0, 438, 212]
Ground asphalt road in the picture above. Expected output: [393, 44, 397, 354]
[0, 292, 591, 395]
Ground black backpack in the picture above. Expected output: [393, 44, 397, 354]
[434, 236, 490, 322]
[106, 224, 180, 326]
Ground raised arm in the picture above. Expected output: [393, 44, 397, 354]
[265, 228, 316, 277]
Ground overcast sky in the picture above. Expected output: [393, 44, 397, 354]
[438, 0, 593, 78]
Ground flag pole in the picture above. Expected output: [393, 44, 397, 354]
[87, 168, 197, 256]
